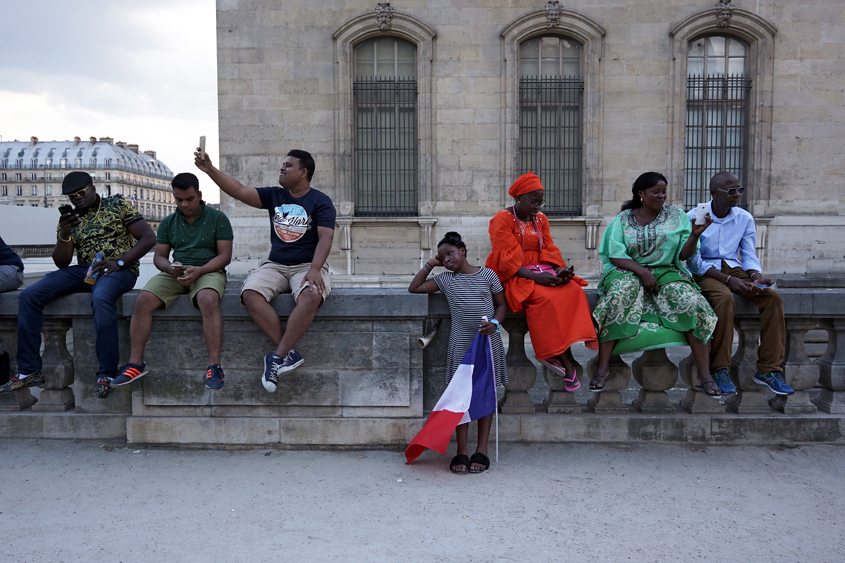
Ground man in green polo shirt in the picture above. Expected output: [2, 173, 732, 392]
[111, 172, 234, 390]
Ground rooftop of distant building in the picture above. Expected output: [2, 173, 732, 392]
[0, 136, 172, 180]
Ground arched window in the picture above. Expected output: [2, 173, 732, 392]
[684, 35, 750, 207]
[353, 37, 418, 216]
[518, 35, 583, 216]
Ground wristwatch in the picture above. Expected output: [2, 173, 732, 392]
[116, 259, 126, 270]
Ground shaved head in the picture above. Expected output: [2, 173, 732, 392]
[709, 171, 738, 192]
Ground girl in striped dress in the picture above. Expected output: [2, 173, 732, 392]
[408, 232, 508, 474]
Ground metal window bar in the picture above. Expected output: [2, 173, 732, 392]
[684, 75, 751, 208]
[353, 77, 418, 217]
[518, 76, 584, 216]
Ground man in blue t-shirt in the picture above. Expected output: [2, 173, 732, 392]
[195, 148, 336, 393]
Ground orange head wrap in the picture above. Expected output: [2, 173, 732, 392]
[508, 171, 544, 198]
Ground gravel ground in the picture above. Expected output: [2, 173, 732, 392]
[2, 440, 844, 562]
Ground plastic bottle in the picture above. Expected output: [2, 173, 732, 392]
[84, 253, 105, 285]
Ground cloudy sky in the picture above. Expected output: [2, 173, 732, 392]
[0, 0, 220, 201]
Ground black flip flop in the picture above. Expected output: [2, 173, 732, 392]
[468, 452, 490, 474]
[450, 454, 470, 475]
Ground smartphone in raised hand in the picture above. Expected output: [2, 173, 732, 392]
[198, 136, 206, 160]
[59, 204, 74, 216]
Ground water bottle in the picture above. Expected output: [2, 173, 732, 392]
[85, 253, 105, 285]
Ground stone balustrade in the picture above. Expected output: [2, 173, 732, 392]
[1, 287, 844, 446]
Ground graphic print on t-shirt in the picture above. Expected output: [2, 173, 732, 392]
[273, 204, 312, 242]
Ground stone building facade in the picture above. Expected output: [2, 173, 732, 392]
[216, 0, 845, 282]
[0, 136, 175, 230]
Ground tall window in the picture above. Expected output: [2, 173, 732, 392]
[353, 37, 418, 216]
[1, 187, 7, 196]
[519, 36, 583, 216]
[684, 35, 750, 207]
[31, 186, 38, 196]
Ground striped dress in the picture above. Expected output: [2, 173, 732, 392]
[434, 267, 508, 387]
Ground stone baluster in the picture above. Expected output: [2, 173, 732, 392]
[30, 319, 74, 412]
[586, 353, 631, 413]
[726, 317, 771, 414]
[770, 319, 819, 414]
[0, 327, 37, 411]
[678, 351, 726, 413]
[541, 348, 582, 414]
[632, 348, 677, 413]
[499, 316, 535, 413]
[814, 319, 845, 413]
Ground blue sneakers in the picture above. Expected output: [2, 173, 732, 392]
[261, 350, 304, 393]
[206, 364, 225, 390]
[753, 371, 795, 395]
[711, 368, 737, 395]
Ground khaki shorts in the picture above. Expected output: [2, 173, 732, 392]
[141, 270, 227, 309]
[240, 260, 332, 303]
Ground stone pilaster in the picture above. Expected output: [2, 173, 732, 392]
[541, 348, 582, 414]
[770, 319, 819, 414]
[632, 348, 677, 414]
[499, 317, 535, 414]
[31, 319, 74, 412]
[814, 320, 845, 414]
[586, 354, 631, 413]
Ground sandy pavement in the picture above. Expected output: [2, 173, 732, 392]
[1, 440, 844, 562]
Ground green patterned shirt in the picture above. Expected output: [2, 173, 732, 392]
[57, 195, 144, 275]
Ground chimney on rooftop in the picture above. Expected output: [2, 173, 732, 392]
[89, 136, 96, 145]
[143, 150, 157, 159]
[99, 137, 114, 145]
[127, 144, 139, 154]
[73, 136, 81, 146]
[30, 136, 38, 147]
[116, 141, 127, 150]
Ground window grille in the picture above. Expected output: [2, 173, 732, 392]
[518, 36, 583, 216]
[685, 36, 749, 208]
[353, 37, 418, 216]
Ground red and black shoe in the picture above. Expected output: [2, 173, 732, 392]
[111, 362, 148, 387]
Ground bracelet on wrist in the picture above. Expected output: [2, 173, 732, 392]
[58, 233, 72, 243]
[490, 319, 500, 333]
[423, 263, 433, 272]
[725, 275, 732, 285]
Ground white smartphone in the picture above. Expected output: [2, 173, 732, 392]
[695, 203, 709, 225]
[198, 136, 206, 160]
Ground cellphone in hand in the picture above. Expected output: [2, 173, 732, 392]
[198, 136, 206, 160]
[59, 204, 74, 216]
[695, 203, 709, 225]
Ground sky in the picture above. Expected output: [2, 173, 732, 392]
[0, 0, 220, 202]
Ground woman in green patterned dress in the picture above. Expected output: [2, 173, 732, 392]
[590, 172, 722, 398]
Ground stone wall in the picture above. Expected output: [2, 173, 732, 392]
[1, 287, 845, 446]
[215, 0, 845, 281]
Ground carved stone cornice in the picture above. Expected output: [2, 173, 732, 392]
[715, 0, 734, 28]
[375, 2, 395, 31]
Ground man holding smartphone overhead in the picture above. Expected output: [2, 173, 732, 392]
[0, 171, 156, 398]
[685, 171, 792, 397]
[111, 172, 233, 391]
[194, 148, 335, 393]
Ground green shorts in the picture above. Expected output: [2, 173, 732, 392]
[141, 270, 227, 309]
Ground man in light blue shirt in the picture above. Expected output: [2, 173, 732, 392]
[686, 171, 792, 396]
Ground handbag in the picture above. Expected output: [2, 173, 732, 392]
[527, 264, 556, 275]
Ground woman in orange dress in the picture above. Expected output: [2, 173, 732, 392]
[485, 172, 598, 391]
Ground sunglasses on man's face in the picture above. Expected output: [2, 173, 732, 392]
[67, 186, 91, 200]
[715, 186, 745, 196]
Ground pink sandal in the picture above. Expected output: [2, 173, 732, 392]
[540, 359, 581, 392]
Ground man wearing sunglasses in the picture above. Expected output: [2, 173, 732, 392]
[686, 171, 792, 397]
[0, 171, 156, 399]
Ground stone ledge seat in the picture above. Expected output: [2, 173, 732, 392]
[1, 287, 844, 447]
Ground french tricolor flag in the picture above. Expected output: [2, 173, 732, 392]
[405, 331, 498, 464]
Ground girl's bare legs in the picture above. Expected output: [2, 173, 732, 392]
[470, 413, 494, 472]
[453, 423, 470, 473]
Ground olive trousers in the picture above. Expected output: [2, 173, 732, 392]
[695, 262, 785, 375]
